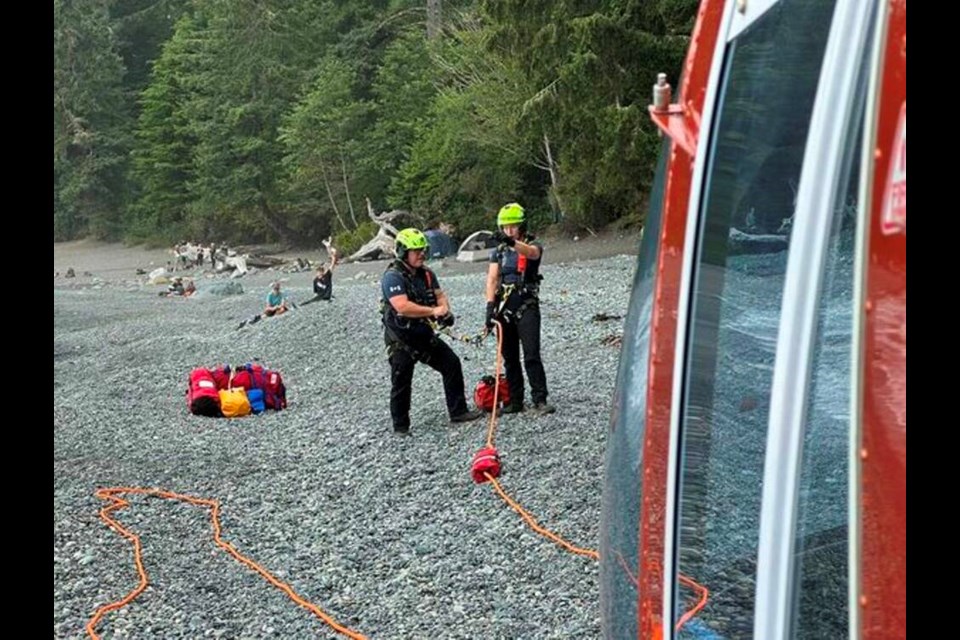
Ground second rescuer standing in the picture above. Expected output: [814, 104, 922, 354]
[485, 203, 555, 415]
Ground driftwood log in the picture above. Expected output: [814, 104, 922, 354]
[244, 255, 286, 269]
[344, 199, 424, 262]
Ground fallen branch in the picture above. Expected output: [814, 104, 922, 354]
[592, 313, 623, 322]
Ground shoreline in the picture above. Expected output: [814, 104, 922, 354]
[54, 230, 641, 283]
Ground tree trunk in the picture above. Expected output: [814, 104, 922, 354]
[340, 148, 358, 228]
[426, 0, 441, 40]
[346, 228, 396, 263]
[258, 196, 297, 245]
[543, 132, 565, 222]
[366, 198, 401, 235]
[344, 199, 423, 262]
[321, 164, 349, 232]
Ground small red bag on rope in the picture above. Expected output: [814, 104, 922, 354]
[471, 447, 502, 483]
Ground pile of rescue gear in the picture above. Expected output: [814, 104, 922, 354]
[187, 363, 287, 418]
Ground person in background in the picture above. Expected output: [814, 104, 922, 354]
[264, 281, 290, 316]
[302, 251, 338, 305]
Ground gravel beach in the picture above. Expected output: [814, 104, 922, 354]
[54, 234, 639, 639]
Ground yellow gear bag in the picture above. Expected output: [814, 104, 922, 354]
[218, 387, 252, 418]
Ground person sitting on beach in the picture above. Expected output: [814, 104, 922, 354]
[237, 281, 291, 329]
[168, 277, 185, 296]
[302, 256, 337, 306]
[264, 282, 290, 316]
[313, 263, 333, 301]
[160, 277, 191, 297]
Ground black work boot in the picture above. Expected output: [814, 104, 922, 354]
[451, 409, 483, 423]
[530, 401, 556, 415]
[500, 402, 524, 414]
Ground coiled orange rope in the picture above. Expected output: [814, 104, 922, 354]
[86, 487, 367, 640]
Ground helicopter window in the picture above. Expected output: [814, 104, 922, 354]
[672, 0, 836, 636]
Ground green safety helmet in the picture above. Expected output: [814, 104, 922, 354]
[395, 227, 429, 258]
[497, 203, 525, 228]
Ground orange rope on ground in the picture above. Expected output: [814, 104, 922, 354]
[613, 551, 709, 632]
[485, 473, 599, 559]
[85, 314, 709, 637]
[480, 318, 599, 561]
[86, 487, 367, 640]
[480, 319, 710, 632]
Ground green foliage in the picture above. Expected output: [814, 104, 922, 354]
[363, 29, 437, 198]
[54, 0, 134, 240]
[178, 1, 315, 244]
[333, 220, 380, 256]
[110, 0, 192, 99]
[280, 55, 373, 237]
[390, 89, 525, 233]
[54, 0, 698, 244]
[128, 12, 205, 242]
[388, 14, 531, 231]
[475, 0, 696, 229]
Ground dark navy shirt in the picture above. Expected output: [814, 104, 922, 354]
[489, 238, 544, 287]
[381, 263, 441, 343]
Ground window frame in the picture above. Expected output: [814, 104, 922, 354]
[658, 1, 880, 638]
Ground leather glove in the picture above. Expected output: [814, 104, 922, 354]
[439, 312, 456, 328]
[485, 301, 497, 329]
[494, 230, 516, 247]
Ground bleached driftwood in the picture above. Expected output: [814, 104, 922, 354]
[347, 228, 396, 262]
[344, 200, 423, 262]
[245, 255, 285, 269]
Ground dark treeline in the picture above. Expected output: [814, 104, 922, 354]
[54, 0, 697, 248]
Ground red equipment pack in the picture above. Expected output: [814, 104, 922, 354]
[262, 368, 287, 410]
[187, 368, 222, 417]
[234, 362, 284, 410]
[473, 374, 510, 412]
[211, 365, 232, 390]
[195, 362, 286, 412]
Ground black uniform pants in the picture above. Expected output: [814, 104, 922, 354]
[500, 303, 548, 406]
[388, 336, 468, 431]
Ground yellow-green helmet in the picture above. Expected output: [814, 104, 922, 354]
[395, 227, 429, 257]
[497, 203, 525, 228]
